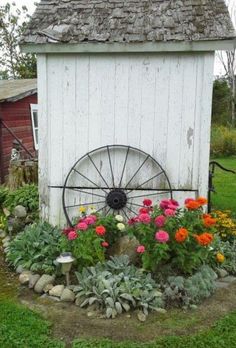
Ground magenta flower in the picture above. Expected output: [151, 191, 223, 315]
[68, 231, 78, 240]
[84, 215, 96, 225]
[155, 230, 169, 243]
[138, 213, 151, 224]
[164, 209, 176, 216]
[169, 199, 179, 207]
[136, 245, 145, 253]
[128, 217, 140, 225]
[76, 222, 88, 231]
[160, 199, 170, 210]
[154, 215, 166, 227]
[62, 227, 74, 236]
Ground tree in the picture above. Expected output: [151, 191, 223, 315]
[216, 0, 236, 127]
[0, 2, 37, 79]
[212, 78, 231, 126]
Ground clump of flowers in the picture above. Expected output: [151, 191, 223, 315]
[127, 197, 216, 274]
[213, 210, 236, 242]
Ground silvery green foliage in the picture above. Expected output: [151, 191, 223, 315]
[163, 265, 217, 307]
[74, 255, 163, 318]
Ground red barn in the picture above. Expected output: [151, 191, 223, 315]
[0, 79, 38, 183]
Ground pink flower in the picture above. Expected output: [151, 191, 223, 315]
[167, 204, 178, 210]
[184, 198, 194, 204]
[101, 241, 109, 248]
[136, 245, 145, 253]
[139, 207, 149, 214]
[62, 227, 74, 236]
[169, 199, 179, 207]
[128, 217, 140, 225]
[155, 230, 169, 243]
[138, 213, 151, 224]
[154, 215, 166, 227]
[76, 222, 88, 231]
[84, 215, 96, 225]
[143, 199, 152, 207]
[160, 199, 170, 210]
[164, 209, 176, 216]
[68, 231, 78, 240]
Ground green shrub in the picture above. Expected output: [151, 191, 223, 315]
[162, 265, 217, 307]
[211, 126, 236, 156]
[4, 184, 39, 212]
[0, 186, 9, 208]
[74, 255, 164, 319]
[6, 221, 62, 274]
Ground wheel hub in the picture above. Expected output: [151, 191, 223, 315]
[106, 189, 127, 210]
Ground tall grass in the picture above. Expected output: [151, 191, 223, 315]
[211, 126, 236, 157]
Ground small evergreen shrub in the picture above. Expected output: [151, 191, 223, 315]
[6, 222, 62, 274]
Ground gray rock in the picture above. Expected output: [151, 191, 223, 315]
[108, 235, 139, 263]
[40, 294, 60, 302]
[19, 271, 32, 285]
[154, 308, 167, 314]
[220, 276, 236, 284]
[217, 268, 228, 278]
[34, 274, 55, 293]
[16, 265, 25, 274]
[61, 288, 75, 302]
[43, 283, 54, 293]
[3, 241, 10, 248]
[49, 285, 65, 297]
[29, 274, 40, 289]
[0, 229, 7, 238]
[13, 205, 27, 218]
[215, 281, 229, 289]
[137, 311, 146, 322]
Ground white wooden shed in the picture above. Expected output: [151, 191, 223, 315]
[21, 0, 235, 226]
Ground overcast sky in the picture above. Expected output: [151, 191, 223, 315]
[2, 0, 236, 76]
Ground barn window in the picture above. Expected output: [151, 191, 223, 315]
[30, 104, 39, 150]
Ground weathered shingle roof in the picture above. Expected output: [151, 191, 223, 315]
[0, 79, 37, 102]
[21, 0, 235, 45]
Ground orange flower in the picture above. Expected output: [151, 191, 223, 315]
[175, 228, 189, 243]
[185, 200, 201, 210]
[196, 197, 208, 206]
[203, 216, 217, 228]
[194, 232, 214, 246]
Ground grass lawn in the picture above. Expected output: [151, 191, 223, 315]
[210, 156, 236, 213]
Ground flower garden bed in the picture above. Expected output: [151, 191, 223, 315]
[1, 195, 236, 323]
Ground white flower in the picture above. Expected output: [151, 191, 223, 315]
[117, 223, 126, 231]
[115, 215, 124, 222]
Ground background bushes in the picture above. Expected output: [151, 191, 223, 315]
[210, 126, 236, 157]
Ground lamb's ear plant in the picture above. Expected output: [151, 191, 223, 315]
[74, 256, 164, 319]
[6, 221, 62, 274]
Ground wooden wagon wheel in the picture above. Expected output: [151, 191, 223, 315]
[62, 145, 173, 226]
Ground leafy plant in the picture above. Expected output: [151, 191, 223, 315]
[0, 186, 9, 208]
[74, 255, 164, 319]
[4, 184, 39, 213]
[6, 222, 62, 274]
[162, 265, 217, 308]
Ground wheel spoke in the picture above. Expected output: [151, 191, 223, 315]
[121, 208, 129, 220]
[105, 207, 112, 216]
[124, 155, 150, 189]
[128, 191, 171, 199]
[64, 187, 105, 198]
[72, 168, 108, 194]
[126, 205, 138, 216]
[87, 154, 110, 188]
[119, 146, 130, 188]
[65, 201, 106, 209]
[95, 204, 108, 214]
[107, 146, 115, 187]
[126, 170, 164, 194]
[127, 202, 144, 208]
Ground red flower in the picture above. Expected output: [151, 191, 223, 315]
[138, 213, 151, 224]
[68, 231, 78, 240]
[139, 207, 149, 214]
[62, 227, 74, 236]
[95, 225, 106, 236]
[143, 199, 152, 207]
[101, 241, 109, 248]
[128, 217, 139, 225]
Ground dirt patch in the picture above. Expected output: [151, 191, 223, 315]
[19, 282, 236, 347]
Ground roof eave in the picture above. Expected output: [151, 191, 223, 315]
[21, 39, 236, 54]
[0, 89, 37, 103]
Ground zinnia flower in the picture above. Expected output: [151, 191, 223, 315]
[115, 215, 124, 222]
[76, 222, 88, 231]
[79, 206, 87, 213]
[95, 225, 106, 236]
[139, 207, 149, 214]
[117, 223, 126, 231]
[160, 199, 171, 210]
[138, 213, 151, 224]
[155, 230, 169, 243]
[101, 241, 109, 248]
[154, 215, 166, 227]
[175, 228, 189, 243]
[185, 200, 201, 210]
[68, 231, 78, 240]
[216, 253, 225, 263]
[136, 245, 145, 253]
[62, 227, 74, 236]
[203, 217, 217, 227]
[196, 197, 208, 206]
[84, 216, 96, 225]
[128, 217, 139, 225]
[143, 199, 152, 207]
[194, 232, 214, 246]
[184, 198, 194, 204]
[164, 209, 176, 216]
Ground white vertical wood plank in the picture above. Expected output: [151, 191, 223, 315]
[37, 54, 49, 221]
